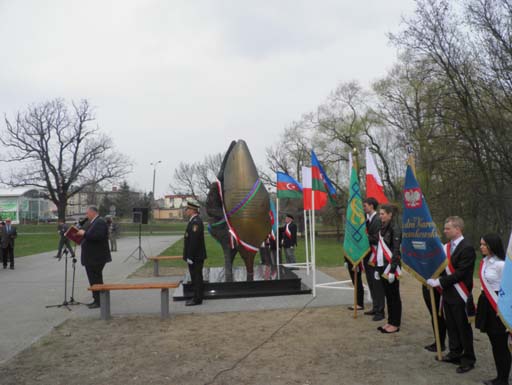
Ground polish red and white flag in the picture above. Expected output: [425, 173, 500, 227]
[365, 147, 388, 204]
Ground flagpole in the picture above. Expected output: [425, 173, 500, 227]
[312, 190, 316, 297]
[429, 287, 443, 361]
[352, 148, 359, 319]
[276, 197, 280, 278]
[304, 209, 310, 275]
[407, 146, 442, 359]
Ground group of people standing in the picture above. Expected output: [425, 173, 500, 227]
[348, 198, 510, 385]
[259, 213, 298, 269]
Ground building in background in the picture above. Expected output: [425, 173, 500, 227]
[153, 194, 196, 220]
[0, 188, 56, 224]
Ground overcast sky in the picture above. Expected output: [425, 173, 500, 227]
[0, 0, 417, 198]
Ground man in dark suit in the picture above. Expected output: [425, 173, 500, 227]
[1, 218, 17, 270]
[183, 200, 207, 306]
[427, 216, 476, 374]
[282, 214, 297, 264]
[77, 206, 112, 309]
[361, 197, 385, 319]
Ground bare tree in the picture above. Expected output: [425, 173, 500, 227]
[169, 153, 223, 200]
[1, 99, 132, 220]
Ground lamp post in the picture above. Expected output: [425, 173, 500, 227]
[149, 161, 162, 232]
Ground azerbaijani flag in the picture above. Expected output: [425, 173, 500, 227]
[276, 172, 302, 199]
[498, 232, 512, 330]
[311, 150, 336, 204]
[302, 166, 328, 210]
[365, 147, 388, 204]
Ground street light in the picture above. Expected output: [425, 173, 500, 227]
[150, 160, 162, 202]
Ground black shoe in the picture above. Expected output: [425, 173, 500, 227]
[3, 265, 6, 269]
[185, 299, 202, 306]
[364, 310, 376, 316]
[372, 314, 385, 321]
[425, 343, 446, 352]
[85, 301, 97, 306]
[440, 355, 461, 365]
[87, 302, 100, 309]
[348, 305, 364, 311]
[9, 266, 14, 270]
[456, 365, 474, 374]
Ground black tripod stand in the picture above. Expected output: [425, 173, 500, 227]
[124, 222, 147, 262]
[46, 244, 81, 310]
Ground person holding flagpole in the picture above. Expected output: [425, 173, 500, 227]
[362, 197, 385, 321]
[427, 216, 476, 374]
[476, 233, 510, 385]
[375, 204, 402, 333]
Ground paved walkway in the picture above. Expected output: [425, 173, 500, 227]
[0, 235, 363, 365]
[0, 235, 180, 364]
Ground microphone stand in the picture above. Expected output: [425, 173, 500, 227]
[46, 238, 81, 310]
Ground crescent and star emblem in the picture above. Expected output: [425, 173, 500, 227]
[286, 183, 297, 191]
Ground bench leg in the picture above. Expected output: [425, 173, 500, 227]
[153, 260, 159, 277]
[100, 291, 111, 320]
[161, 288, 169, 319]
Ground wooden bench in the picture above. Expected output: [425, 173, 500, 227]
[88, 282, 180, 320]
[148, 255, 182, 276]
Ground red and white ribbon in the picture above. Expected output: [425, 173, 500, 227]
[443, 243, 470, 303]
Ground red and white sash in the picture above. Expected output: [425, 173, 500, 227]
[368, 245, 377, 266]
[378, 233, 402, 279]
[443, 243, 470, 303]
[215, 178, 259, 253]
[479, 257, 498, 313]
[285, 223, 292, 239]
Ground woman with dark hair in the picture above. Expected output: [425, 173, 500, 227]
[476, 233, 510, 385]
[375, 204, 402, 333]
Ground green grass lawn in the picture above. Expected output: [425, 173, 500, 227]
[146, 235, 346, 269]
[15, 233, 61, 257]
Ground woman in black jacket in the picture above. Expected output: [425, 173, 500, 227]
[475, 233, 510, 385]
[375, 204, 402, 334]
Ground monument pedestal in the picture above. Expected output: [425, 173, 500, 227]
[173, 265, 311, 300]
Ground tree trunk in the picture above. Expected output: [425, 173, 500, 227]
[57, 201, 67, 222]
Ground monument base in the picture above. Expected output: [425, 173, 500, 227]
[173, 265, 311, 300]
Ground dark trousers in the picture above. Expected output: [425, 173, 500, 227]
[487, 332, 511, 384]
[345, 258, 363, 307]
[57, 237, 75, 259]
[363, 255, 385, 316]
[422, 285, 446, 348]
[379, 266, 401, 327]
[443, 301, 476, 367]
[85, 263, 105, 304]
[2, 246, 14, 267]
[188, 260, 204, 302]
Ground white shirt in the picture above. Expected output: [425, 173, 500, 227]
[450, 235, 464, 253]
[367, 212, 377, 223]
[483, 255, 505, 292]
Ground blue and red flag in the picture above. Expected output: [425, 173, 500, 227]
[401, 164, 447, 283]
[311, 150, 336, 204]
[276, 172, 302, 199]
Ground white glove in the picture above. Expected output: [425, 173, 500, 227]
[427, 278, 440, 288]
[374, 271, 380, 280]
[186, 258, 194, 265]
[344, 262, 348, 269]
[388, 274, 395, 284]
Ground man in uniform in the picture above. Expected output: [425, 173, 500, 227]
[282, 214, 297, 264]
[183, 200, 207, 306]
[54, 219, 75, 260]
